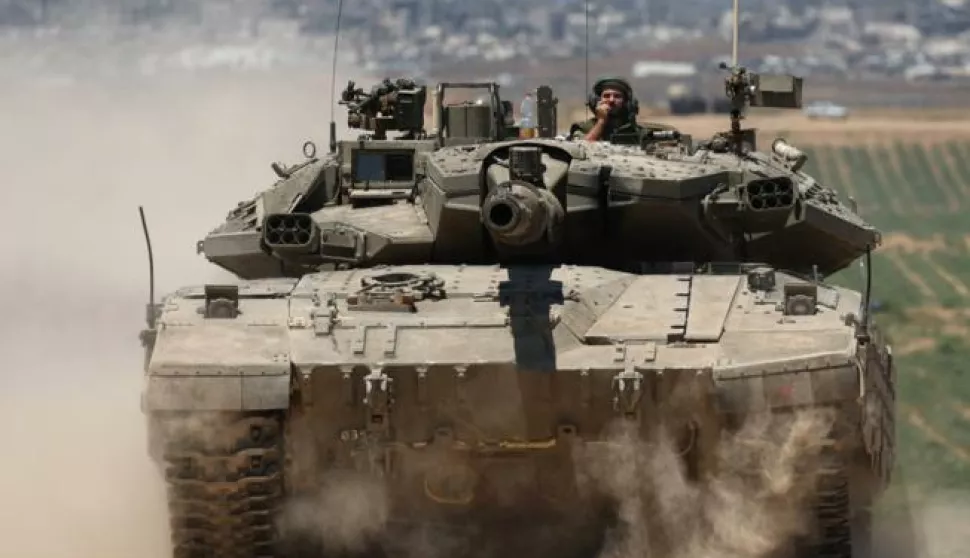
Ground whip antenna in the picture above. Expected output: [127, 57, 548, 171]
[138, 206, 156, 328]
[328, 0, 345, 154]
[584, 0, 590, 115]
[731, 0, 739, 67]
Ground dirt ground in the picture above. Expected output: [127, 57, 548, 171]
[3, 65, 970, 558]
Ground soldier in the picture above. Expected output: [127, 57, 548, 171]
[569, 76, 675, 142]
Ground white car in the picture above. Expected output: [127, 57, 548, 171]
[804, 101, 849, 120]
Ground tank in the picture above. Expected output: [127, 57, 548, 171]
[138, 68, 895, 558]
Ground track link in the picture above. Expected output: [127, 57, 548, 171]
[810, 444, 854, 558]
[159, 412, 285, 558]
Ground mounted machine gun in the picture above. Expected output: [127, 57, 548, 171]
[339, 77, 428, 141]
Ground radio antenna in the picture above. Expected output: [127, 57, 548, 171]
[731, 0, 739, 67]
[859, 245, 873, 342]
[138, 206, 156, 329]
[848, 197, 873, 342]
[328, 0, 345, 154]
[584, 0, 590, 115]
[720, 0, 747, 156]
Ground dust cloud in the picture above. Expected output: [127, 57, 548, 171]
[574, 409, 837, 558]
[0, 37, 364, 556]
[278, 471, 391, 553]
[572, 409, 970, 558]
[908, 490, 970, 558]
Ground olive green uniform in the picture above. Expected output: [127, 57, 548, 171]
[568, 118, 677, 141]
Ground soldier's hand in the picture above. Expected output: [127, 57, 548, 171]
[595, 101, 611, 120]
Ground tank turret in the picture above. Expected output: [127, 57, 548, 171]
[196, 69, 878, 279]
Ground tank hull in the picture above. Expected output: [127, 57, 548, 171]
[142, 264, 894, 558]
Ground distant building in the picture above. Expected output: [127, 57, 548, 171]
[631, 60, 697, 78]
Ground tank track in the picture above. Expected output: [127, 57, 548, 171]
[160, 411, 285, 558]
[809, 443, 854, 558]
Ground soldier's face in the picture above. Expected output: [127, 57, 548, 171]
[600, 88, 625, 110]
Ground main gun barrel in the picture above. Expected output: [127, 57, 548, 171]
[481, 181, 563, 247]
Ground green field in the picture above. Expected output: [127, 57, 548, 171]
[800, 141, 970, 506]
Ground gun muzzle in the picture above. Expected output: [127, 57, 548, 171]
[482, 181, 563, 247]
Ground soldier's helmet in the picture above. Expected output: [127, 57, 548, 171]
[587, 76, 639, 119]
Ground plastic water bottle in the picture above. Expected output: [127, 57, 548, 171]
[519, 92, 536, 138]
